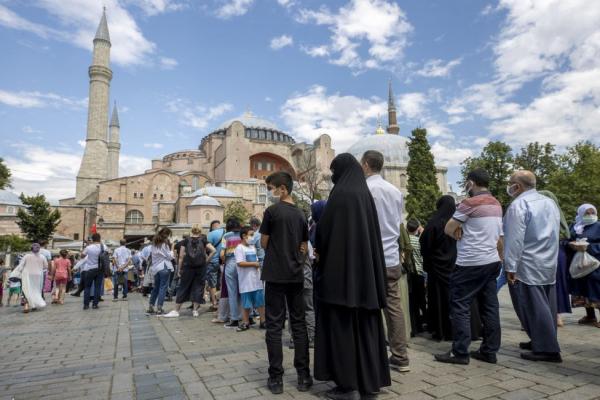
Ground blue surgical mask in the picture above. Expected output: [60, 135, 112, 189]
[582, 215, 598, 225]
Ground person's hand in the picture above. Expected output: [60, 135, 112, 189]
[255, 262, 261, 269]
[417, 226, 424, 235]
[299, 243, 307, 254]
[507, 272, 517, 285]
[452, 227, 463, 241]
[570, 242, 588, 252]
[314, 251, 320, 263]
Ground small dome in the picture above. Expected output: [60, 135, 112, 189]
[218, 111, 279, 131]
[0, 190, 23, 206]
[190, 186, 237, 198]
[347, 134, 410, 166]
[190, 196, 221, 207]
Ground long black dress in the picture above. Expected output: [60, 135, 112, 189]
[420, 195, 457, 341]
[314, 153, 391, 395]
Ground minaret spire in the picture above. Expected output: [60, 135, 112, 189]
[387, 78, 400, 135]
[107, 101, 121, 179]
[110, 101, 120, 127]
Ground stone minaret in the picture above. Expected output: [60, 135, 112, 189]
[387, 79, 400, 135]
[75, 8, 112, 203]
[107, 102, 120, 179]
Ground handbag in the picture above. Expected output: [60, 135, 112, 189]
[9, 265, 23, 280]
[98, 244, 112, 277]
[569, 250, 600, 279]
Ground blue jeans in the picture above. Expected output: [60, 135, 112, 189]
[113, 272, 128, 299]
[149, 266, 170, 309]
[84, 268, 103, 307]
[496, 263, 507, 293]
[224, 258, 242, 321]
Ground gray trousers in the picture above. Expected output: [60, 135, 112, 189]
[509, 282, 560, 354]
[288, 288, 315, 341]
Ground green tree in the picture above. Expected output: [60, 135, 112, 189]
[0, 158, 11, 189]
[0, 234, 31, 252]
[223, 200, 251, 225]
[547, 141, 600, 221]
[16, 194, 61, 242]
[460, 141, 513, 206]
[513, 142, 558, 189]
[405, 128, 442, 223]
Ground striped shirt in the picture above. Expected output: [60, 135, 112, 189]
[453, 192, 503, 267]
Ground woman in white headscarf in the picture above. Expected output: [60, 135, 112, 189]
[569, 204, 600, 328]
[15, 243, 48, 313]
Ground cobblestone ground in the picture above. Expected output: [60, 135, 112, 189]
[0, 288, 599, 400]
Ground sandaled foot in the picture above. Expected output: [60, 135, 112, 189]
[557, 316, 564, 327]
[578, 316, 598, 325]
[594, 321, 600, 328]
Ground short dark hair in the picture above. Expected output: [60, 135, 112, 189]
[226, 217, 241, 232]
[240, 225, 254, 239]
[120, 239, 127, 246]
[39, 239, 48, 247]
[59, 249, 68, 258]
[361, 150, 384, 172]
[406, 218, 421, 233]
[467, 168, 490, 188]
[265, 171, 293, 194]
[249, 217, 261, 228]
[91, 233, 101, 242]
[209, 220, 221, 231]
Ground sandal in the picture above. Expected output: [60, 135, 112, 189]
[557, 316, 564, 327]
[578, 316, 598, 325]
[594, 322, 600, 328]
[211, 318, 225, 324]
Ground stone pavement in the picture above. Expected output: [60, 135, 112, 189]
[0, 288, 599, 400]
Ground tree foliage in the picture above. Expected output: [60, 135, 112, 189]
[460, 141, 514, 206]
[0, 158, 11, 190]
[513, 142, 558, 190]
[294, 150, 330, 203]
[15, 194, 61, 242]
[405, 128, 441, 223]
[0, 234, 31, 252]
[223, 200, 251, 226]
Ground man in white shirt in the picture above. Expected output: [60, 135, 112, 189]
[112, 239, 132, 301]
[362, 150, 410, 373]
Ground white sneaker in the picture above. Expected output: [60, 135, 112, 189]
[162, 310, 180, 318]
[192, 310, 199, 318]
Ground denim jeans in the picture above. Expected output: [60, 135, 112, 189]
[224, 257, 242, 321]
[496, 263, 507, 293]
[84, 268, 103, 307]
[149, 266, 171, 309]
[113, 272, 128, 299]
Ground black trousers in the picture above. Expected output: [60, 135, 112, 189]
[450, 262, 501, 357]
[83, 268, 103, 307]
[74, 270, 89, 295]
[265, 281, 310, 379]
[409, 273, 427, 334]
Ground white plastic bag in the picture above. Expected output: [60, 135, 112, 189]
[569, 251, 600, 279]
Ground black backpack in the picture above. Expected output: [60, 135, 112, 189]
[183, 237, 206, 269]
[98, 244, 112, 277]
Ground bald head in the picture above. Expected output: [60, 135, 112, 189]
[511, 170, 536, 190]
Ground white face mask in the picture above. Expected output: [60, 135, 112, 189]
[506, 184, 518, 198]
[247, 234, 255, 242]
[582, 214, 598, 225]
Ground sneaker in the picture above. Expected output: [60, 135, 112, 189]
[520, 351, 562, 363]
[92, 304, 99, 309]
[98, 297, 104, 302]
[211, 318, 226, 324]
[192, 310, 199, 318]
[434, 351, 469, 365]
[83, 305, 89, 310]
[112, 298, 119, 302]
[469, 350, 497, 364]
[325, 387, 360, 400]
[146, 306, 155, 314]
[519, 341, 532, 350]
[259, 322, 266, 330]
[122, 296, 128, 301]
[249, 318, 256, 326]
[236, 323, 250, 332]
[156, 308, 165, 315]
[297, 375, 313, 392]
[267, 377, 283, 395]
[224, 320, 239, 329]
[163, 310, 180, 318]
[70, 293, 80, 297]
[389, 357, 410, 372]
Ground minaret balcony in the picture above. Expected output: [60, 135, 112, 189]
[88, 65, 113, 80]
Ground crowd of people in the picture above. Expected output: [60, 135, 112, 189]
[1, 150, 599, 400]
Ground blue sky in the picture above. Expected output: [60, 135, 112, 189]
[2, 0, 600, 201]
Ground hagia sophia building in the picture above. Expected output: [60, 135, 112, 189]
[45, 10, 447, 244]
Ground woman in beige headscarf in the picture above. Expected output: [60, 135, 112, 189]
[16, 243, 48, 313]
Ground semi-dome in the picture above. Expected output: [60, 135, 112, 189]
[347, 134, 410, 166]
[0, 190, 23, 206]
[189, 195, 221, 207]
[189, 186, 237, 198]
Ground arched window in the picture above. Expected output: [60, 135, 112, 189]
[192, 176, 199, 190]
[205, 212, 211, 221]
[125, 210, 144, 224]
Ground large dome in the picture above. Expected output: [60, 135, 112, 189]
[218, 111, 279, 130]
[190, 195, 221, 207]
[0, 190, 23, 206]
[347, 134, 410, 166]
[188, 186, 237, 198]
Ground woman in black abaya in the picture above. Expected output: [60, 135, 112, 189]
[314, 153, 391, 399]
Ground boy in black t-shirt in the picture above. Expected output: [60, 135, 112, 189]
[259, 171, 313, 395]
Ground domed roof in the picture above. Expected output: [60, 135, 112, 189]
[189, 195, 221, 207]
[0, 190, 23, 206]
[190, 186, 237, 198]
[347, 134, 410, 166]
[217, 111, 279, 131]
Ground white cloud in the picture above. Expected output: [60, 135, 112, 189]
[264, 96, 272, 102]
[126, 0, 187, 16]
[143, 143, 164, 149]
[430, 141, 474, 168]
[120, 154, 152, 176]
[22, 125, 42, 134]
[277, 0, 295, 8]
[301, 45, 329, 58]
[159, 57, 178, 69]
[296, 0, 412, 71]
[396, 92, 427, 120]
[0, 89, 87, 109]
[280, 85, 386, 151]
[0, 2, 157, 67]
[77, 140, 86, 147]
[270, 35, 293, 50]
[417, 58, 461, 78]
[166, 98, 233, 130]
[215, 0, 254, 19]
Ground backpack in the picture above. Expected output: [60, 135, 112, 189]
[184, 237, 206, 269]
[98, 244, 112, 277]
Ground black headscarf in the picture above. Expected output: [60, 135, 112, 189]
[315, 153, 387, 310]
[419, 195, 457, 278]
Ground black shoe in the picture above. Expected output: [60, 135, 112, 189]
[224, 320, 239, 329]
[156, 308, 165, 315]
[470, 350, 497, 364]
[236, 323, 250, 332]
[297, 375, 313, 392]
[267, 377, 283, 395]
[122, 296, 127, 300]
[325, 387, 360, 400]
[259, 322, 266, 330]
[98, 297, 104, 302]
[71, 293, 80, 297]
[83, 305, 89, 310]
[520, 351, 562, 363]
[92, 304, 99, 309]
[389, 358, 411, 372]
[249, 318, 256, 326]
[146, 306, 155, 314]
[434, 351, 469, 365]
[519, 341, 532, 350]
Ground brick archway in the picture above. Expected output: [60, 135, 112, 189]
[249, 152, 296, 180]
